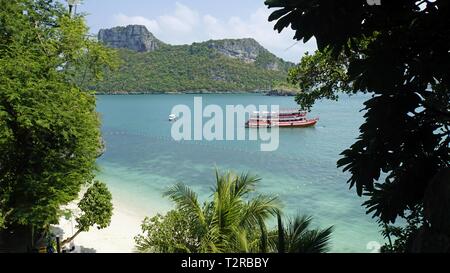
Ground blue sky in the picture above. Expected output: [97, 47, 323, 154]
[72, 0, 317, 62]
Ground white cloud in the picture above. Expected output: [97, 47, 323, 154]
[112, 3, 317, 62]
[201, 8, 317, 63]
[173, 2, 199, 27]
[114, 13, 160, 34]
[158, 2, 199, 33]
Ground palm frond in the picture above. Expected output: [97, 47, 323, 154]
[201, 224, 229, 253]
[287, 215, 312, 252]
[283, 214, 334, 253]
[232, 228, 250, 253]
[163, 183, 206, 226]
[241, 195, 281, 229]
[277, 212, 285, 253]
[237, 233, 249, 253]
[257, 215, 269, 253]
[300, 226, 334, 253]
[233, 172, 261, 198]
[210, 194, 242, 243]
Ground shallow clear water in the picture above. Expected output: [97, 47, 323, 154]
[96, 93, 384, 253]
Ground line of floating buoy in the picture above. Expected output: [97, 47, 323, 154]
[103, 130, 317, 163]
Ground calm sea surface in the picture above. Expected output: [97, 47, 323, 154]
[96, 93, 384, 253]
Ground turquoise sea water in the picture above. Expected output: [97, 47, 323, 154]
[96, 93, 384, 253]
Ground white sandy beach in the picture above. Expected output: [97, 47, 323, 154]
[55, 199, 149, 253]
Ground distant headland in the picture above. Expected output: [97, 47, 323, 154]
[88, 25, 299, 95]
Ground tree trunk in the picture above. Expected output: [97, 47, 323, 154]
[258, 216, 268, 253]
[30, 225, 34, 250]
[61, 229, 83, 247]
[277, 212, 285, 254]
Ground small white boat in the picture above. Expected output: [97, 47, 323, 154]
[169, 114, 178, 121]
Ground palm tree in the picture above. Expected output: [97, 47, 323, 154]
[164, 170, 281, 253]
[272, 212, 334, 253]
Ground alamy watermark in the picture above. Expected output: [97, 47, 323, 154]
[170, 97, 280, 152]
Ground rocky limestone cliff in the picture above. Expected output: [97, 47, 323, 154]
[98, 25, 164, 52]
[203, 38, 292, 71]
[97, 25, 293, 72]
[204, 38, 264, 63]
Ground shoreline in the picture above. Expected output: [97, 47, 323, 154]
[55, 197, 148, 253]
[95, 90, 296, 96]
[95, 91, 267, 95]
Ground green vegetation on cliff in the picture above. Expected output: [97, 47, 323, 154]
[88, 39, 293, 93]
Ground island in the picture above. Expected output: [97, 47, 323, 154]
[88, 25, 299, 95]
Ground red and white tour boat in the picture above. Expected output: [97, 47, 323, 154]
[245, 109, 319, 128]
